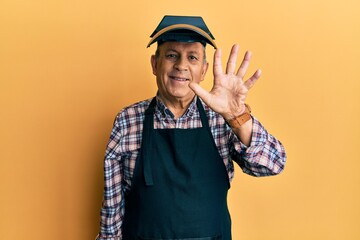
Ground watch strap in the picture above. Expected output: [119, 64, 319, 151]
[226, 104, 252, 129]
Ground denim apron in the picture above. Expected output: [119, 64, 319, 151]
[123, 97, 231, 240]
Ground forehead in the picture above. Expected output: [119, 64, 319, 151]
[158, 42, 205, 54]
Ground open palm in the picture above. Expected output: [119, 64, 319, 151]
[189, 44, 261, 120]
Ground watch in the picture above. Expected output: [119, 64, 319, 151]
[226, 104, 252, 129]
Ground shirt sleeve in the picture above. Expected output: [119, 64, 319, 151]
[230, 117, 286, 176]
[96, 115, 124, 240]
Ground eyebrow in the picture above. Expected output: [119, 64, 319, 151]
[165, 48, 200, 55]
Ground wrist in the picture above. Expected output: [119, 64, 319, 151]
[225, 104, 252, 129]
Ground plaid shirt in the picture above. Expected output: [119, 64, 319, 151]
[96, 96, 286, 240]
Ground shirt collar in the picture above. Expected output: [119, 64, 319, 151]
[155, 94, 198, 119]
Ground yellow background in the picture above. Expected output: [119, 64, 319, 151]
[1, 0, 359, 239]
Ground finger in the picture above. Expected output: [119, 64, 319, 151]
[213, 48, 223, 80]
[236, 51, 252, 78]
[226, 44, 240, 74]
[188, 82, 211, 105]
[244, 69, 262, 90]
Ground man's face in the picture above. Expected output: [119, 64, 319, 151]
[151, 41, 209, 104]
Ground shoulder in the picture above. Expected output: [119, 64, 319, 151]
[114, 98, 152, 127]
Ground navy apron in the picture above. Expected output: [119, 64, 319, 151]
[123, 97, 231, 240]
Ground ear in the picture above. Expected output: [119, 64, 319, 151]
[200, 62, 209, 81]
[150, 55, 157, 76]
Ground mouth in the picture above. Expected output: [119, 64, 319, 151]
[169, 75, 190, 82]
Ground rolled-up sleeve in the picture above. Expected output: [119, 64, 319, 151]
[230, 117, 286, 176]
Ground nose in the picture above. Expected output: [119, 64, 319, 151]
[174, 57, 188, 71]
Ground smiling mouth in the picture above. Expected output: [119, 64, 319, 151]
[169, 76, 189, 81]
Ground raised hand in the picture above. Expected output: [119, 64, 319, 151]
[189, 44, 261, 120]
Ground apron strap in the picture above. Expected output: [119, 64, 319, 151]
[196, 97, 210, 129]
[143, 97, 156, 186]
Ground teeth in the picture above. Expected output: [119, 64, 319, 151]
[172, 77, 187, 81]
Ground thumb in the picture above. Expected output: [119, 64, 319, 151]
[188, 82, 211, 105]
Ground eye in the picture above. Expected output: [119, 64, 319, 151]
[165, 54, 177, 59]
[189, 55, 198, 61]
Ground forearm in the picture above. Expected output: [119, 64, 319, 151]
[230, 117, 286, 176]
[224, 103, 253, 147]
[230, 117, 253, 147]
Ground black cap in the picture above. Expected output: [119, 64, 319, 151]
[147, 15, 217, 49]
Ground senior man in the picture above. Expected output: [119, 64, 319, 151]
[96, 15, 286, 240]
